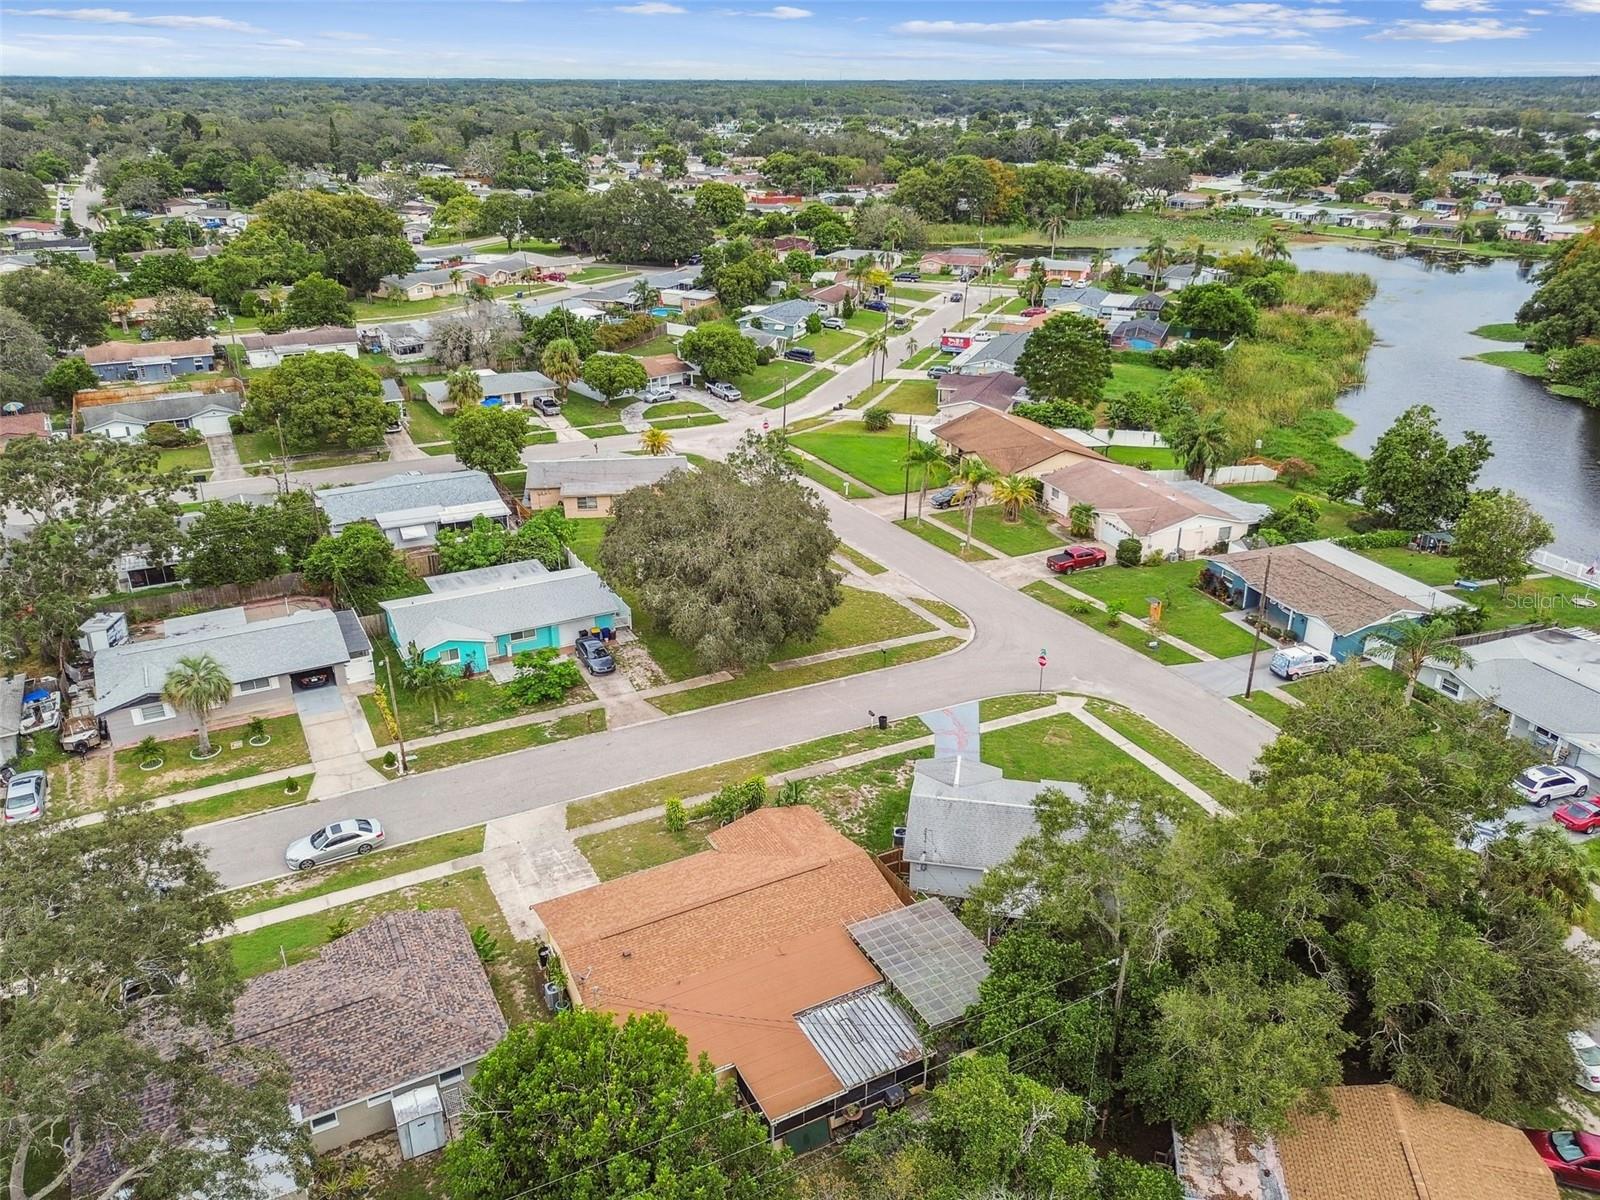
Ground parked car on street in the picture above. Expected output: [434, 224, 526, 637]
[534, 395, 562, 417]
[1512, 764, 1590, 808]
[707, 382, 743, 402]
[3, 770, 48, 825]
[285, 818, 385, 871]
[542, 271, 567, 282]
[784, 346, 816, 363]
[893, 271, 920, 282]
[949, 293, 962, 302]
[1047, 546, 1107, 573]
[928, 486, 957, 509]
[927, 365, 953, 379]
[1572, 1031, 1600, 1092]
[863, 299, 889, 312]
[892, 316, 909, 328]
[1021, 306, 1048, 317]
[1268, 646, 1336, 681]
[574, 634, 616, 676]
[1554, 798, 1600, 834]
[821, 316, 846, 330]
[1524, 1128, 1600, 1189]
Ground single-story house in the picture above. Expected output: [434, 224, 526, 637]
[89, 605, 370, 745]
[1362, 190, 1414, 207]
[903, 757, 1080, 901]
[1043, 284, 1110, 317]
[523, 454, 689, 518]
[124, 295, 216, 327]
[1109, 318, 1171, 350]
[240, 326, 359, 368]
[932, 407, 1106, 479]
[1011, 257, 1099, 284]
[381, 378, 406, 410]
[79, 389, 243, 442]
[382, 562, 628, 671]
[535, 806, 989, 1153]
[1131, 292, 1168, 315]
[81, 337, 217, 384]
[949, 331, 1030, 376]
[1165, 191, 1211, 211]
[825, 248, 900, 270]
[659, 286, 718, 313]
[316, 469, 509, 548]
[73, 910, 506, 1198]
[1418, 625, 1600, 777]
[738, 299, 818, 343]
[423, 369, 558, 414]
[1412, 219, 1462, 237]
[1042, 459, 1268, 556]
[805, 282, 852, 313]
[0, 410, 49, 451]
[371, 322, 427, 359]
[1204, 540, 1466, 661]
[1175, 1084, 1556, 1200]
[918, 249, 988, 274]
[771, 235, 814, 253]
[378, 268, 469, 301]
[934, 371, 1027, 417]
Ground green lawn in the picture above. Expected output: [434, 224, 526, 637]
[624, 334, 679, 358]
[234, 430, 381, 467]
[558, 392, 626, 428]
[796, 329, 860, 360]
[891, 285, 939, 301]
[1358, 549, 1600, 632]
[651, 637, 960, 714]
[846, 380, 892, 409]
[1470, 323, 1532, 343]
[227, 826, 487, 918]
[1084, 699, 1250, 805]
[771, 587, 934, 659]
[729, 359, 820, 404]
[791, 422, 949, 494]
[173, 774, 314, 829]
[894, 516, 995, 561]
[576, 818, 714, 881]
[376, 710, 605, 776]
[1021, 581, 1198, 666]
[875, 380, 938, 415]
[113, 714, 310, 805]
[156, 444, 213, 477]
[756, 365, 835, 410]
[649, 415, 723, 432]
[1067, 559, 1260, 658]
[568, 265, 636, 283]
[902, 346, 943, 370]
[565, 521, 701, 680]
[845, 309, 895, 334]
[402, 398, 455, 444]
[350, 295, 471, 320]
[1105, 360, 1170, 398]
[982, 713, 1173, 794]
[1356, 546, 1463, 587]
[836, 543, 887, 575]
[1232, 690, 1296, 726]
[1104, 445, 1180, 470]
[789, 451, 857, 496]
[581, 424, 630, 440]
[912, 597, 970, 629]
[1218, 482, 1364, 538]
[643, 400, 709, 418]
[934, 503, 1064, 556]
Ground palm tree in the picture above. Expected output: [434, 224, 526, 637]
[630, 279, 661, 311]
[1365, 619, 1474, 705]
[1144, 234, 1170, 287]
[1041, 204, 1069, 255]
[990, 473, 1038, 523]
[1526, 214, 1545, 243]
[107, 293, 135, 332]
[445, 365, 483, 412]
[1169, 411, 1231, 481]
[262, 283, 286, 313]
[402, 648, 459, 726]
[847, 257, 874, 297]
[541, 337, 581, 398]
[1255, 231, 1289, 262]
[1384, 214, 1402, 239]
[903, 440, 947, 525]
[863, 327, 890, 383]
[951, 455, 997, 551]
[1068, 502, 1097, 539]
[160, 654, 232, 758]
[639, 426, 672, 455]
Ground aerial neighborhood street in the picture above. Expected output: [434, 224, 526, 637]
[5, 33, 1600, 1200]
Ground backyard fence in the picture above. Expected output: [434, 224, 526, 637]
[119, 573, 313, 620]
[1530, 549, 1600, 592]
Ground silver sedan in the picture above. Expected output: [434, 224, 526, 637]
[285, 818, 385, 871]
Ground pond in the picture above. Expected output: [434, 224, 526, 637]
[1290, 243, 1600, 558]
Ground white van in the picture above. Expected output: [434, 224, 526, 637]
[1268, 645, 1336, 681]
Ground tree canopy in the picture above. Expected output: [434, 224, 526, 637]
[451, 404, 530, 474]
[679, 323, 758, 383]
[1362, 404, 1491, 529]
[243, 352, 389, 452]
[1014, 313, 1112, 406]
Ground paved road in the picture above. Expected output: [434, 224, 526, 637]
[69, 160, 103, 230]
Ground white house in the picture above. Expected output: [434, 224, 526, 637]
[240, 326, 360, 369]
[1040, 459, 1269, 556]
[79, 389, 242, 441]
[315, 470, 509, 549]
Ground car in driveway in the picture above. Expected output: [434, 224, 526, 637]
[1573, 1031, 1600, 1092]
[534, 395, 562, 417]
[928, 485, 957, 509]
[1021, 306, 1047, 317]
[1555, 798, 1600, 834]
[285, 818, 384, 871]
[574, 634, 615, 676]
[1047, 546, 1106, 573]
[972, 331, 995, 342]
[4, 770, 47, 825]
[1268, 646, 1336, 681]
[707, 382, 742, 402]
[927, 364, 953, 379]
[642, 384, 675, 403]
[863, 299, 889, 313]
[821, 316, 845, 330]
[1524, 1128, 1600, 1189]
[1512, 764, 1590, 808]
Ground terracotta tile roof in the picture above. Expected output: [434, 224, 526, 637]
[535, 807, 907, 1121]
[1209, 543, 1424, 636]
[0, 412, 49, 442]
[932, 407, 1106, 474]
[1277, 1085, 1557, 1200]
[1042, 458, 1232, 536]
[81, 337, 215, 365]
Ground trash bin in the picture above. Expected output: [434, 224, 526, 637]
[878, 714, 888, 731]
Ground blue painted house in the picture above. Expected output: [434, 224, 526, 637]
[380, 560, 629, 673]
[1204, 540, 1465, 662]
[82, 336, 218, 383]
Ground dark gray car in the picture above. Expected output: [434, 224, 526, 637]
[575, 634, 615, 675]
[284, 817, 385, 870]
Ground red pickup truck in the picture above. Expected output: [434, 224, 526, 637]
[1046, 546, 1106, 573]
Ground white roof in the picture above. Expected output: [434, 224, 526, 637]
[381, 565, 626, 650]
[1438, 627, 1600, 754]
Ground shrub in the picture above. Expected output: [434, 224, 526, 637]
[228, 414, 245, 435]
[1332, 530, 1416, 550]
[592, 313, 659, 351]
[144, 421, 199, 448]
[136, 735, 163, 764]
[245, 716, 267, 742]
[382, 749, 398, 770]
[756, 344, 775, 366]
[1142, 548, 1167, 567]
[325, 915, 352, 941]
[1104, 601, 1125, 627]
[471, 925, 503, 964]
[284, 775, 301, 794]
[862, 405, 893, 431]
[1169, 338, 1225, 370]
[1446, 603, 1490, 636]
[1277, 456, 1318, 487]
[504, 648, 582, 705]
[663, 796, 687, 833]
[694, 776, 767, 826]
[1115, 537, 1142, 567]
[774, 779, 806, 807]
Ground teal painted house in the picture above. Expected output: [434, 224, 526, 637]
[381, 560, 629, 671]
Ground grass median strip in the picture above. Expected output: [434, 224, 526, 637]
[374, 710, 605, 776]
[790, 452, 858, 496]
[225, 826, 486, 919]
[652, 636, 960, 715]
[1232, 690, 1296, 727]
[911, 597, 969, 628]
[836, 544, 887, 575]
[894, 518, 995, 562]
[1083, 699, 1248, 805]
[1022, 581, 1198, 666]
[175, 775, 315, 829]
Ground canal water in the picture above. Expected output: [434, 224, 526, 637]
[1289, 243, 1600, 558]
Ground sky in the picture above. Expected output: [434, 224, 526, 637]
[2, 1, 1598, 79]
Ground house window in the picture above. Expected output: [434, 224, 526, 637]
[1439, 676, 1462, 698]
[1532, 724, 1559, 743]
[437, 648, 461, 666]
[132, 701, 174, 726]
[438, 1067, 464, 1086]
[575, 496, 599, 510]
[234, 676, 277, 695]
[366, 1092, 393, 1108]
[309, 1111, 340, 1133]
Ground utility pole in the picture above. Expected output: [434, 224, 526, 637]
[275, 415, 290, 496]
[384, 653, 409, 775]
[902, 419, 915, 520]
[1242, 553, 1273, 699]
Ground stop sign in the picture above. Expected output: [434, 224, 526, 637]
[1038, 652, 1048, 668]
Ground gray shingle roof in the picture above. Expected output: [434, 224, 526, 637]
[960, 330, 1030, 370]
[381, 565, 627, 650]
[92, 607, 352, 715]
[1436, 627, 1600, 749]
[80, 390, 242, 431]
[749, 299, 818, 328]
[481, 370, 556, 395]
[238, 326, 357, 352]
[522, 455, 688, 495]
[316, 470, 503, 531]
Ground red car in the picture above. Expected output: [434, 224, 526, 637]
[1555, 798, 1600, 834]
[1525, 1129, 1600, 1190]
[1021, 306, 1047, 317]
[542, 271, 567, 282]
[1047, 546, 1107, 573]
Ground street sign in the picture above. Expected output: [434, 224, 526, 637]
[1038, 648, 1048, 667]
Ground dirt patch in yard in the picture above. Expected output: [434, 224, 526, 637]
[612, 632, 669, 691]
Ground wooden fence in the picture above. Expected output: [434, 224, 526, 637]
[119, 573, 313, 620]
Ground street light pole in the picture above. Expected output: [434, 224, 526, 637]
[1242, 552, 1273, 700]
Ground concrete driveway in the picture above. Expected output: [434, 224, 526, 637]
[293, 686, 386, 801]
[1172, 653, 1295, 698]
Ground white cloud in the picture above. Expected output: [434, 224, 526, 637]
[1373, 16, 1532, 36]
[752, 5, 813, 16]
[1421, 0, 1494, 10]
[4, 6, 264, 32]
[320, 30, 372, 41]
[1561, 0, 1600, 11]
[615, 1, 684, 12]
[258, 37, 305, 48]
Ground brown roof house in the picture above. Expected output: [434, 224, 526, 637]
[931, 407, 1106, 478]
[0, 410, 49, 451]
[1041, 458, 1271, 557]
[75, 911, 507, 1198]
[1204, 539, 1465, 663]
[934, 371, 1028, 418]
[534, 807, 990, 1154]
[1175, 1084, 1557, 1200]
